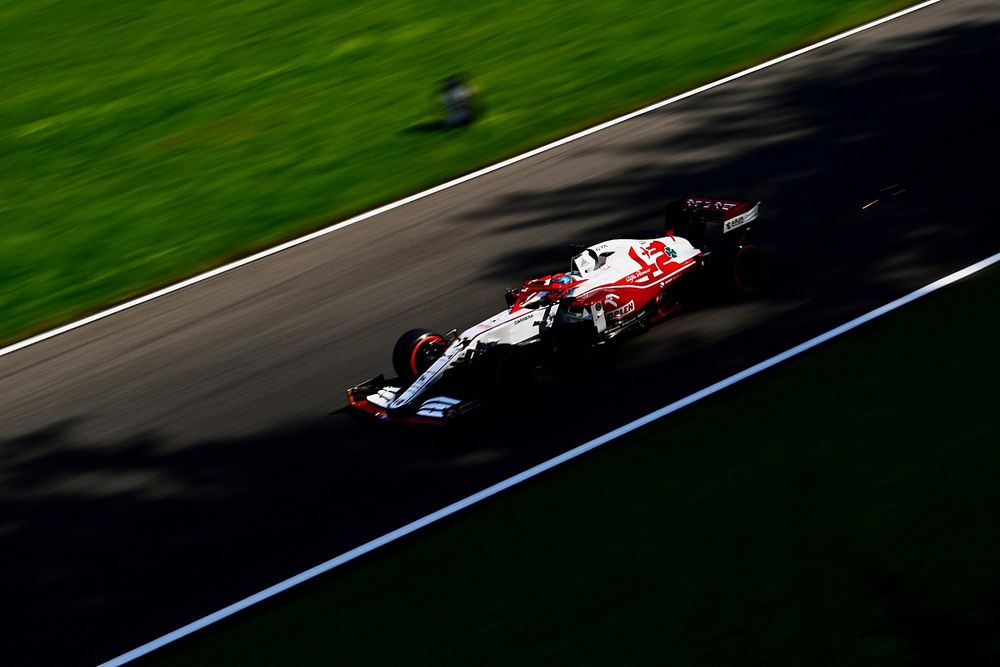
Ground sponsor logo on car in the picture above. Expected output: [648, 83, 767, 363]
[724, 213, 749, 232]
[625, 270, 645, 283]
[608, 300, 635, 318]
[724, 203, 759, 232]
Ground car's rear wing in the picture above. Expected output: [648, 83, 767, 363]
[665, 197, 759, 246]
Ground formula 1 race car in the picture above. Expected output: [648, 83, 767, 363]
[345, 197, 766, 425]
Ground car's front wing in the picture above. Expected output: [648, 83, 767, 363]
[345, 375, 481, 425]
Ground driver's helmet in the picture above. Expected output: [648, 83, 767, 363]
[539, 274, 574, 301]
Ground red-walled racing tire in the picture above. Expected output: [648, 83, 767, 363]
[730, 243, 767, 295]
[392, 328, 446, 380]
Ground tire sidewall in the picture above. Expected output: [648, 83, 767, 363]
[392, 328, 445, 380]
[731, 243, 767, 295]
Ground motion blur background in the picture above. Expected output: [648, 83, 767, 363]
[6, 1, 1000, 665]
[2, 0, 906, 344]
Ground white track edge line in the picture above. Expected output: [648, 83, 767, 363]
[1, 0, 942, 361]
[100, 249, 1000, 666]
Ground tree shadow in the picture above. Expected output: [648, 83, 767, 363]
[857, 566, 1000, 665]
[5, 11, 1000, 667]
[2, 308, 854, 666]
[455, 16, 1000, 321]
[0, 412, 530, 665]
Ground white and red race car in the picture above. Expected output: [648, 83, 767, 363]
[346, 197, 765, 425]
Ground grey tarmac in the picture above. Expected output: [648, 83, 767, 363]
[2, 1, 999, 663]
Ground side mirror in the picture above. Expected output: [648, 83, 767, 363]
[504, 288, 515, 307]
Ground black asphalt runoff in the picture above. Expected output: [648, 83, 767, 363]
[2, 1, 999, 664]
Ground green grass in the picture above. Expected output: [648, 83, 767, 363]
[1, 0, 911, 344]
[150, 266, 1000, 666]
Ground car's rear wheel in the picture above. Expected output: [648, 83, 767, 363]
[730, 243, 767, 295]
[392, 328, 446, 381]
[700, 240, 768, 298]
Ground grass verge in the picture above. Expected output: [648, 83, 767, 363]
[148, 266, 1000, 665]
[2, 0, 912, 344]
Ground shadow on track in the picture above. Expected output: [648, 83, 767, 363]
[463, 17, 1000, 309]
[3, 14, 1000, 667]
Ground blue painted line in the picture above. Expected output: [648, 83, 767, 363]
[100, 249, 1000, 666]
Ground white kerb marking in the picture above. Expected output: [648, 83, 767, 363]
[99, 249, 1000, 666]
[0, 0, 942, 360]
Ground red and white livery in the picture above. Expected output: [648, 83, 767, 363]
[345, 197, 765, 424]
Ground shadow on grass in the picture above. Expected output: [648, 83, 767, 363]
[4, 12, 1000, 667]
[402, 120, 450, 134]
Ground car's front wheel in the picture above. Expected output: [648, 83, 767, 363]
[392, 328, 446, 381]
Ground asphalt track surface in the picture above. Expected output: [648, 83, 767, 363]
[2, 1, 999, 664]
